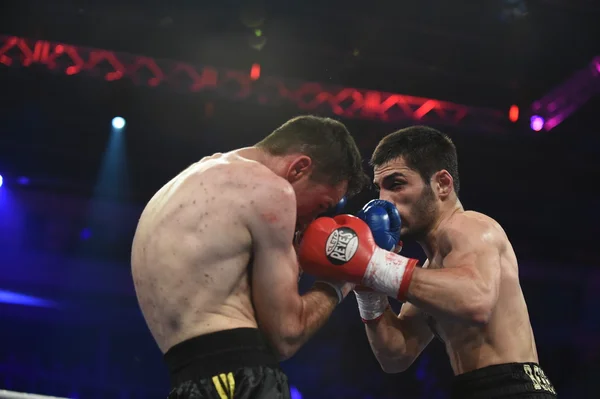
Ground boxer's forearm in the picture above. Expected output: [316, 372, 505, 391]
[364, 308, 413, 373]
[405, 266, 494, 324]
[276, 284, 338, 360]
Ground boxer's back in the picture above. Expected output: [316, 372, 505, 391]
[132, 151, 262, 353]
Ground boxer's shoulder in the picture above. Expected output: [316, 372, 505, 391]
[222, 160, 293, 205]
[177, 155, 297, 231]
[440, 211, 507, 254]
[244, 170, 296, 233]
[186, 153, 258, 181]
[204, 159, 297, 236]
[448, 211, 505, 237]
[185, 155, 284, 194]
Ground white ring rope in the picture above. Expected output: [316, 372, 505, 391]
[0, 390, 70, 399]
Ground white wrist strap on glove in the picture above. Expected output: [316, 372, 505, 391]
[316, 280, 344, 304]
[354, 290, 389, 323]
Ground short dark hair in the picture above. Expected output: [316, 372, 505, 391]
[256, 115, 369, 196]
[371, 125, 460, 194]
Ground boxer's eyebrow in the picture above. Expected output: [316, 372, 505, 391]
[374, 172, 406, 188]
[386, 172, 406, 178]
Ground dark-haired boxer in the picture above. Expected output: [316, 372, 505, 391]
[298, 125, 557, 398]
[131, 115, 369, 398]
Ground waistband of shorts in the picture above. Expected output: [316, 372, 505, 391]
[454, 362, 539, 382]
[163, 328, 280, 386]
[452, 362, 556, 398]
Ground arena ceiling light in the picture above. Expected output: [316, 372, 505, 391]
[112, 116, 126, 129]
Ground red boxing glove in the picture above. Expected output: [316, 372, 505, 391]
[298, 215, 418, 301]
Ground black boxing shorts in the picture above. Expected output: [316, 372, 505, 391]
[164, 328, 290, 399]
[451, 362, 557, 399]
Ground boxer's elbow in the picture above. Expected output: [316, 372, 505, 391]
[453, 269, 496, 325]
[380, 360, 410, 374]
[376, 353, 413, 374]
[371, 342, 414, 373]
[469, 306, 492, 325]
[262, 334, 300, 361]
[464, 290, 494, 325]
[275, 342, 300, 361]
[367, 326, 414, 373]
[272, 322, 304, 361]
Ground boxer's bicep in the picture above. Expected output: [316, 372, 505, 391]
[443, 222, 503, 311]
[245, 177, 304, 352]
[252, 242, 302, 335]
[404, 220, 504, 323]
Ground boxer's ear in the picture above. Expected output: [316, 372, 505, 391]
[287, 155, 312, 183]
[432, 169, 453, 199]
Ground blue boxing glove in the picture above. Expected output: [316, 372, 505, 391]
[355, 199, 402, 322]
[357, 199, 401, 251]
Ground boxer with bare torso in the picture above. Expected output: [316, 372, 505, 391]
[298, 126, 557, 398]
[131, 115, 368, 398]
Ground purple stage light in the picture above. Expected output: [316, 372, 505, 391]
[290, 386, 302, 399]
[16, 176, 30, 185]
[0, 289, 58, 308]
[80, 227, 92, 240]
[0, 174, 3, 188]
[530, 115, 544, 131]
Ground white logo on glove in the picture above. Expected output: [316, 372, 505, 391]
[325, 227, 359, 265]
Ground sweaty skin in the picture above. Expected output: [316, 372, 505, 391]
[416, 211, 537, 374]
[132, 152, 260, 354]
[367, 160, 538, 376]
[131, 149, 347, 358]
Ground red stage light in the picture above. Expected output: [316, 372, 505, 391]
[250, 63, 260, 80]
[0, 35, 508, 132]
[509, 105, 519, 122]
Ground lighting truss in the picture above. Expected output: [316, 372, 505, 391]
[531, 56, 600, 131]
[0, 35, 507, 132]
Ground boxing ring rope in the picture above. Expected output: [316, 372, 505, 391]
[0, 391, 70, 399]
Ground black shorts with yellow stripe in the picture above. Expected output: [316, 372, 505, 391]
[165, 328, 290, 399]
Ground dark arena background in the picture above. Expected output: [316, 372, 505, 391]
[1, 1, 599, 398]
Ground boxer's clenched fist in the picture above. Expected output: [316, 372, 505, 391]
[357, 199, 401, 251]
[297, 215, 418, 301]
[355, 200, 404, 322]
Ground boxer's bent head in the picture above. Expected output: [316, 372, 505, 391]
[371, 125, 459, 241]
[256, 115, 368, 225]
